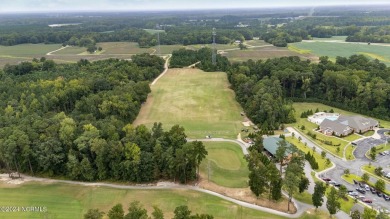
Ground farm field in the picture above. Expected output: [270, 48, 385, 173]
[199, 142, 249, 188]
[289, 41, 390, 65]
[0, 44, 62, 66]
[187, 43, 238, 51]
[245, 40, 270, 47]
[222, 46, 317, 62]
[133, 68, 244, 139]
[0, 182, 290, 219]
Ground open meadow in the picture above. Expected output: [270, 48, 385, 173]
[133, 68, 244, 139]
[222, 46, 317, 62]
[289, 41, 390, 65]
[0, 181, 292, 219]
[199, 142, 249, 188]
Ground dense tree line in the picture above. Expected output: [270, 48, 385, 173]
[85, 202, 213, 219]
[0, 55, 207, 183]
[227, 55, 390, 130]
[170, 48, 230, 72]
[261, 29, 308, 47]
[346, 26, 390, 43]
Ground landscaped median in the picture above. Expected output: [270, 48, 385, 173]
[361, 164, 390, 184]
[342, 173, 390, 195]
[311, 172, 355, 213]
[345, 144, 356, 160]
[286, 136, 329, 171]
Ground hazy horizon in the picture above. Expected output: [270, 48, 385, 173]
[1, 0, 390, 13]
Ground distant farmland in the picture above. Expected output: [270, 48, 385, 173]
[289, 41, 390, 65]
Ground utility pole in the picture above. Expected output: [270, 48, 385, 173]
[212, 28, 216, 66]
[157, 31, 161, 56]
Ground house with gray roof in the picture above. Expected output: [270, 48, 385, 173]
[337, 115, 378, 134]
[319, 115, 378, 136]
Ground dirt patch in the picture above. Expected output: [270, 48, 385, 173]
[0, 174, 29, 185]
[197, 173, 297, 214]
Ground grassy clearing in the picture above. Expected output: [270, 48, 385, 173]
[290, 41, 390, 66]
[362, 130, 375, 137]
[199, 142, 249, 188]
[133, 68, 244, 139]
[341, 134, 362, 142]
[0, 44, 62, 56]
[287, 45, 311, 54]
[222, 46, 316, 62]
[0, 182, 291, 219]
[345, 144, 356, 160]
[285, 137, 328, 171]
[245, 40, 270, 47]
[97, 42, 152, 54]
[294, 191, 312, 204]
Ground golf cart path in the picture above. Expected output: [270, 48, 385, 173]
[13, 174, 311, 218]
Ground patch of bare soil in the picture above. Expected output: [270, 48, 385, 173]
[197, 173, 297, 214]
[0, 174, 29, 185]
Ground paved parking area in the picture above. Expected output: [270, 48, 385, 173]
[354, 138, 386, 158]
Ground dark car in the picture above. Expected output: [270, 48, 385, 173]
[353, 179, 358, 185]
[322, 177, 331, 182]
[383, 194, 390, 201]
[356, 188, 366, 194]
[377, 192, 383, 197]
[334, 183, 342, 187]
[362, 198, 373, 203]
[371, 188, 377, 194]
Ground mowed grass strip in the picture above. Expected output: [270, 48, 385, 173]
[0, 182, 288, 219]
[134, 68, 243, 139]
[285, 137, 328, 172]
[199, 142, 249, 188]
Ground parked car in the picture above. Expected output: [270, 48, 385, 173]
[383, 194, 390, 201]
[377, 191, 383, 197]
[353, 179, 358, 185]
[322, 177, 331, 182]
[334, 183, 342, 187]
[329, 181, 337, 185]
[364, 185, 370, 191]
[362, 198, 373, 203]
[356, 188, 366, 194]
[349, 191, 359, 196]
[358, 195, 365, 200]
[379, 152, 385, 155]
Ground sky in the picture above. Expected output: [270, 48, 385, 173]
[1, 0, 389, 12]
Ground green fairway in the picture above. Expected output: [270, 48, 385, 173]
[199, 142, 249, 188]
[289, 41, 390, 65]
[0, 182, 292, 219]
[133, 68, 244, 139]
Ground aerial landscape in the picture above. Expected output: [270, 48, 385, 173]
[1, 0, 390, 219]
